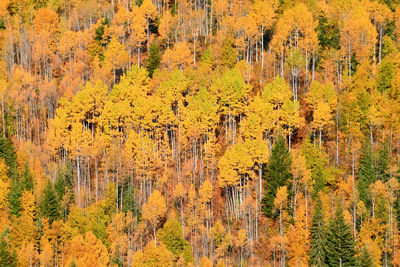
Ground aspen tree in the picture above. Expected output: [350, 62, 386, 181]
[142, 189, 167, 245]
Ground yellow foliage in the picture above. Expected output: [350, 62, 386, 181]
[132, 242, 173, 267]
[162, 42, 192, 70]
[358, 219, 385, 266]
[10, 191, 37, 249]
[107, 212, 129, 261]
[174, 182, 185, 199]
[218, 141, 253, 188]
[199, 180, 213, 203]
[271, 3, 318, 55]
[159, 12, 178, 43]
[200, 256, 213, 267]
[39, 238, 53, 267]
[274, 186, 288, 211]
[236, 228, 247, 248]
[17, 241, 37, 266]
[287, 197, 310, 267]
[64, 231, 109, 267]
[142, 190, 167, 241]
[341, 4, 377, 60]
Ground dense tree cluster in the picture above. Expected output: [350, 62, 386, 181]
[1, 0, 400, 266]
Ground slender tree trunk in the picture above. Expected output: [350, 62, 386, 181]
[138, 45, 141, 67]
[76, 153, 81, 207]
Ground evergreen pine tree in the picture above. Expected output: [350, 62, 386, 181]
[146, 42, 160, 78]
[54, 170, 66, 201]
[21, 162, 33, 191]
[376, 142, 389, 182]
[9, 163, 34, 217]
[302, 138, 328, 197]
[8, 180, 23, 217]
[111, 247, 124, 267]
[64, 161, 74, 189]
[377, 57, 395, 93]
[310, 198, 327, 267]
[325, 203, 357, 267]
[40, 179, 61, 223]
[0, 137, 17, 179]
[262, 135, 292, 217]
[359, 245, 374, 267]
[316, 16, 340, 50]
[122, 184, 136, 215]
[0, 138, 33, 217]
[358, 140, 375, 206]
[0, 237, 17, 267]
[52, 163, 76, 219]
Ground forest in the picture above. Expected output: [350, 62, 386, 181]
[0, 0, 400, 266]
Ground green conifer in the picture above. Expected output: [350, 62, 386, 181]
[377, 57, 395, 93]
[325, 203, 357, 267]
[54, 173, 66, 201]
[376, 142, 389, 182]
[8, 180, 23, 217]
[359, 245, 374, 267]
[310, 198, 327, 267]
[122, 184, 136, 215]
[302, 138, 328, 196]
[262, 135, 292, 217]
[358, 140, 375, 206]
[0, 137, 17, 179]
[21, 162, 33, 191]
[146, 42, 160, 78]
[39, 179, 61, 223]
[0, 237, 17, 267]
